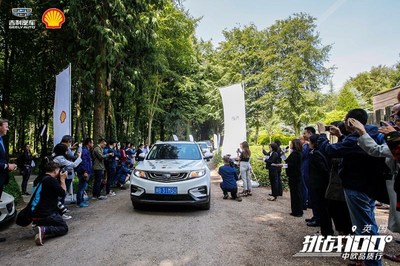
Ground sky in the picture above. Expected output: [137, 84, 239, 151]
[182, 0, 400, 92]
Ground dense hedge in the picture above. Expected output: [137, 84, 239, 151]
[4, 173, 22, 204]
[257, 133, 295, 147]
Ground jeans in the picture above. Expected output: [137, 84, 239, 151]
[102, 166, 116, 194]
[344, 188, 381, 266]
[77, 173, 88, 205]
[240, 161, 252, 191]
[301, 173, 310, 209]
[93, 170, 104, 198]
[32, 213, 68, 239]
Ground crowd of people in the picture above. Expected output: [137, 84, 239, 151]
[4, 133, 150, 245]
[2, 101, 400, 263]
[218, 106, 400, 266]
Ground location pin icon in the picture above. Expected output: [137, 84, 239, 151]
[352, 225, 357, 232]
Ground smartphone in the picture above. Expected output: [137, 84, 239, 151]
[324, 125, 331, 131]
[380, 121, 395, 127]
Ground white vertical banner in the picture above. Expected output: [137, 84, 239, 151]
[189, 135, 194, 142]
[219, 83, 246, 158]
[53, 64, 71, 146]
[213, 133, 218, 150]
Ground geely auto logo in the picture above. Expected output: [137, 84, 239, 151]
[163, 174, 171, 178]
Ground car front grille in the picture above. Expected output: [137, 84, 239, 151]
[145, 172, 189, 183]
[141, 194, 193, 201]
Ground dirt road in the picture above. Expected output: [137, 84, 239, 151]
[0, 171, 398, 266]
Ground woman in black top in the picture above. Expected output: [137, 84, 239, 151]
[20, 143, 33, 195]
[284, 139, 303, 217]
[265, 143, 281, 201]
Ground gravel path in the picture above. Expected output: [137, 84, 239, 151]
[0, 170, 398, 265]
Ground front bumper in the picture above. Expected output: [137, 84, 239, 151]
[130, 176, 210, 206]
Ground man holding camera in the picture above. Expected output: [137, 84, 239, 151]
[31, 161, 69, 246]
[0, 118, 18, 242]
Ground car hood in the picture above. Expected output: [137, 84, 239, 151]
[137, 159, 206, 172]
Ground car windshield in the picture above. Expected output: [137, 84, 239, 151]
[198, 143, 208, 149]
[147, 143, 202, 160]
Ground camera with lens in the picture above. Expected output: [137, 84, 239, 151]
[57, 201, 68, 215]
[60, 166, 67, 173]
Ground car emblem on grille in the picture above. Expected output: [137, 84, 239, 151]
[163, 174, 171, 178]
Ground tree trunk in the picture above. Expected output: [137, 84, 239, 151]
[74, 88, 81, 141]
[93, 37, 106, 141]
[134, 80, 142, 145]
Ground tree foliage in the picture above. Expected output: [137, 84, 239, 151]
[1, 1, 400, 159]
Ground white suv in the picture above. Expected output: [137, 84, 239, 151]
[130, 141, 212, 210]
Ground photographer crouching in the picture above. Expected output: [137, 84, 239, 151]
[31, 161, 69, 246]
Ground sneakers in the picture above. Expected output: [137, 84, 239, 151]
[62, 214, 72, 220]
[78, 202, 89, 207]
[107, 191, 116, 197]
[235, 197, 242, 202]
[34, 226, 45, 246]
[97, 195, 107, 200]
[223, 194, 229, 199]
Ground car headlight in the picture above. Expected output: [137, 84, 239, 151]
[134, 170, 146, 178]
[189, 169, 206, 178]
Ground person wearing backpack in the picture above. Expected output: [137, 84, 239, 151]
[318, 109, 384, 266]
[31, 161, 68, 246]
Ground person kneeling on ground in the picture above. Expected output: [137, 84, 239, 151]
[218, 155, 242, 202]
[31, 161, 69, 246]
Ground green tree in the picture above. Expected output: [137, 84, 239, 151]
[336, 86, 360, 112]
[259, 13, 333, 135]
[344, 65, 396, 106]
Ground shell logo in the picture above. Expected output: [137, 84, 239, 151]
[42, 8, 65, 29]
[60, 111, 67, 123]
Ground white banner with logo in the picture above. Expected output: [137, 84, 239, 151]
[53, 64, 71, 146]
[219, 83, 246, 158]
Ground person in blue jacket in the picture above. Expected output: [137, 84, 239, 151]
[76, 138, 93, 207]
[317, 108, 384, 266]
[218, 155, 242, 202]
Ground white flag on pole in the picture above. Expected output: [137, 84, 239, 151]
[53, 64, 71, 146]
[219, 83, 246, 158]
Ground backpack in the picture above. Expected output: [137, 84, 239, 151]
[16, 176, 48, 226]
